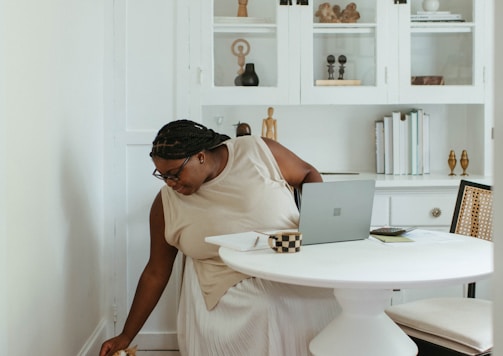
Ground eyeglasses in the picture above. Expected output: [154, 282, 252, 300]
[152, 156, 191, 182]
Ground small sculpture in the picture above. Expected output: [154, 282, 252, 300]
[315, 2, 360, 23]
[262, 107, 277, 141]
[460, 150, 469, 176]
[327, 55, 336, 79]
[315, 3, 337, 23]
[236, 122, 252, 137]
[448, 150, 457, 176]
[338, 55, 346, 80]
[340, 2, 360, 23]
[237, 0, 248, 17]
[231, 38, 251, 85]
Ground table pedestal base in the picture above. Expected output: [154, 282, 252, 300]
[310, 289, 418, 356]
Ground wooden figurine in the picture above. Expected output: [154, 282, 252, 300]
[315, 3, 337, 23]
[237, 0, 248, 17]
[231, 38, 250, 75]
[340, 2, 360, 23]
[262, 107, 277, 141]
[460, 150, 469, 176]
[316, 2, 360, 23]
[448, 150, 457, 176]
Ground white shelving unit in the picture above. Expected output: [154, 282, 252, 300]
[188, 0, 493, 180]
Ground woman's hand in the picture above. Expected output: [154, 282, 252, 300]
[99, 333, 131, 356]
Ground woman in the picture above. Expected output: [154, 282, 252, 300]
[100, 120, 339, 356]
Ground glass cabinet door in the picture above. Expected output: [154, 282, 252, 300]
[299, 0, 387, 104]
[196, 0, 292, 106]
[397, 0, 486, 103]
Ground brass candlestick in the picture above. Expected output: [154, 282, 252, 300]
[460, 150, 469, 176]
[448, 150, 457, 176]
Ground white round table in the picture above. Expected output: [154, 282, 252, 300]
[218, 229, 493, 356]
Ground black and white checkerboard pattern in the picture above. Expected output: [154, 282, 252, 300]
[270, 233, 302, 253]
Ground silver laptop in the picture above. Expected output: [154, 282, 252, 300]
[299, 180, 375, 245]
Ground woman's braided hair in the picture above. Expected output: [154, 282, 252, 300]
[150, 119, 231, 160]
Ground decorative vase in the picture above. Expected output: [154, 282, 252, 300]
[422, 0, 440, 12]
[240, 63, 259, 86]
[448, 150, 457, 176]
[460, 150, 469, 176]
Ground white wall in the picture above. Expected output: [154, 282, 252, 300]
[493, 1, 502, 354]
[1, 1, 107, 355]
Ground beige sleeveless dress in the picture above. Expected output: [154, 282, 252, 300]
[161, 135, 340, 356]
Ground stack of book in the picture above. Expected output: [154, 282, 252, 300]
[411, 11, 464, 22]
[375, 109, 430, 175]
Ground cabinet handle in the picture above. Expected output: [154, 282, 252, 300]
[431, 208, 442, 218]
[279, 0, 292, 5]
[297, 0, 308, 5]
[394, 0, 407, 4]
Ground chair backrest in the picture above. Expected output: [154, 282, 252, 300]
[450, 180, 493, 241]
[450, 180, 493, 298]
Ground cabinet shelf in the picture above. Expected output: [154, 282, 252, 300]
[313, 24, 376, 34]
[214, 17, 276, 34]
[411, 22, 474, 33]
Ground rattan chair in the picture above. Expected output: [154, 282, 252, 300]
[385, 180, 493, 356]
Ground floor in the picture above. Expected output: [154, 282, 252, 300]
[137, 351, 180, 356]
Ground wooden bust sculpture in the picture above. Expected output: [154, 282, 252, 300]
[261, 107, 277, 141]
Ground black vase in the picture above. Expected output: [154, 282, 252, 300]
[240, 63, 259, 86]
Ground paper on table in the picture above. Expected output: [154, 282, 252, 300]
[405, 229, 457, 243]
[370, 234, 413, 243]
[205, 231, 271, 251]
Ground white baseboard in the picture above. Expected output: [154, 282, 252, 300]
[78, 318, 108, 356]
[77, 319, 179, 354]
[132, 332, 179, 351]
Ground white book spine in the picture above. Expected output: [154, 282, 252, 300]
[417, 108, 424, 175]
[423, 113, 430, 174]
[392, 111, 401, 175]
[409, 110, 418, 175]
[411, 13, 462, 20]
[383, 116, 393, 175]
[403, 114, 410, 175]
[375, 121, 385, 174]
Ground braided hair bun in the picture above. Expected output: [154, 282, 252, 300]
[150, 120, 230, 159]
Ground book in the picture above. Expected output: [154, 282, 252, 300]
[417, 108, 424, 174]
[422, 112, 430, 174]
[411, 13, 463, 21]
[315, 79, 361, 86]
[416, 11, 453, 15]
[392, 111, 401, 175]
[205, 231, 271, 251]
[371, 235, 414, 243]
[383, 115, 393, 175]
[400, 114, 410, 175]
[375, 120, 385, 174]
[409, 109, 418, 175]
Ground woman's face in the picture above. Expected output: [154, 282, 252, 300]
[152, 154, 205, 195]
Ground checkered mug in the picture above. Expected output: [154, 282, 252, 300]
[268, 231, 302, 253]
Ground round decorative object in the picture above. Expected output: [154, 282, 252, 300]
[240, 63, 259, 86]
[422, 0, 440, 12]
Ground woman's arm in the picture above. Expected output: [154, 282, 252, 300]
[262, 137, 323, 190]
[99, 192, 178, 356]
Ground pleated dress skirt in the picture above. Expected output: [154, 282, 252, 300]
[177, 257, 341, 356]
